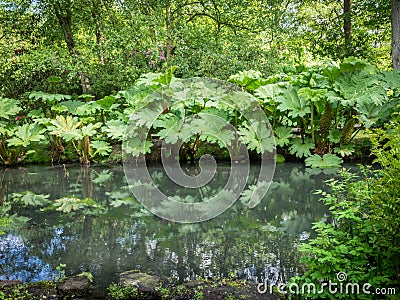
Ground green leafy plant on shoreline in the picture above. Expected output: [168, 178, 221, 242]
[0, 97, 47, 165]
[0, 59, 399, 167]
[290, 113, 400, 299]
[232, 58, 400, 167]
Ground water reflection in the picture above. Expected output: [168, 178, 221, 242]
[0, 163, 338, 286]
[0, 234, 61, 281]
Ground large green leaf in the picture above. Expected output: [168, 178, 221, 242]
[289, 138, 314, 158]
[157, 118, 194, 144]
[274, 126, 292, 147]
[81, 123, 102, 137]
[0, 97, 22, 120]
[124, 136, 153, 156]
[130, 106, 162, 128]
[155, 114, 186, 143]
[8, 124, 46, 147]
[382, 70, 400, 96]
[75, 102, 101, 116]
[195, 113, 234, 147]
[334, 144, 355, 157]
[48, 115, 82, 141]
[275, 87, 311, 118]
[238, 121, 275, 153]
[228, 70, 267, 91]
[29, 91, 71, 103]
[305, 154, 343, 168]
[356, 101, 394, 128]
[334, 70, 388, 107]
[254, 84, 285, 102]
[339, 57, 370, 73]
[102, 119, 126, 141]
[91, 140, 112, 157]
[96, 96, 116, 110]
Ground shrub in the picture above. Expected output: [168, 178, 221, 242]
[290, 113, 400, 299]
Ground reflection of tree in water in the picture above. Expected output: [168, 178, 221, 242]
[0, 234, 62, 282]
[0, 164, 336, 286]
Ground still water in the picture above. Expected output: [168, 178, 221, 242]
[0, 163, 344, 286]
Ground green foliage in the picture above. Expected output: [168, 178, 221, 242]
[291, 114, 400, 298]
[0, 97, 22, 119]
[108, 284, 139, 300]
[305, 154, 343, 169]
[90, 140, 112, 157]
[29, 91, 72, 104]
[12, 191, 50, 207]
[52, 196, 104, 214]
[289, 138, 314, 158]
[54, 264, 67, 281]
[228, 70, 267, 91]
[0, 284, 32, 300]
[273, 126, 292, 147]
[0, 58, 398, 166]
[124, 74, 274, 160]
[0, 123, 47, 165]
[78, 272, 94, 283]
[0, 200, 30, 234]
[245, 58, 400, 164]
[275, 86, 311, 118]
[48, 115, 82, 141]
[7, 124, 46, 147]
[238, 122, 275, 154]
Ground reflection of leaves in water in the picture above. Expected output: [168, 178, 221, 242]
[305, 167, 340, 176]
[12, 191, 50, 207]
[106, 190, 136, 208]
[52, 196, 104, 215]
[0, 164, 338, 284]
[240, 181, 271, 208]
[268, 181, 294, 200]
[260, 223, 284, 233]
[289, 168, 314, 187]
[92, 170, 113, 184]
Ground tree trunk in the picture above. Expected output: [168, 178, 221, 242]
[54, 0, 76, 56]
[53, 0, 92, 93]
[90, 0, 105, 64]
[343, 0, 353, 57]
[392, 0, 400, 70]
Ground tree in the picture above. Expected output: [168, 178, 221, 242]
[343, 0, 353, 56]
[392, 0, 400, 69]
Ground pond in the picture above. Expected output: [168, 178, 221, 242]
[0, 163, 349, 287]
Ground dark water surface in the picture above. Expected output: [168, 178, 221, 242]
[0, 163, 348, 286]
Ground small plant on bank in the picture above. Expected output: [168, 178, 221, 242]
[108, 284, 139, 300]
[0, 284, 32, 300]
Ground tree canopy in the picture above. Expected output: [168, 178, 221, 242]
[0, 0, 397, 98]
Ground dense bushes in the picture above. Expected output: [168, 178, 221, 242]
[0, 59, 399, 167]
[290, 113, 400, 298]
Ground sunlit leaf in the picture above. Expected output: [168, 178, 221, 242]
[8, 124, 46, 147]
[289, 138, 314, 158]
[305, 154, 343, 168]
[0, 97, 22, 120]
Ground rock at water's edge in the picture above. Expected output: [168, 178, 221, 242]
[57, 274, 91, 297]
[119, 270, 161, 297]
